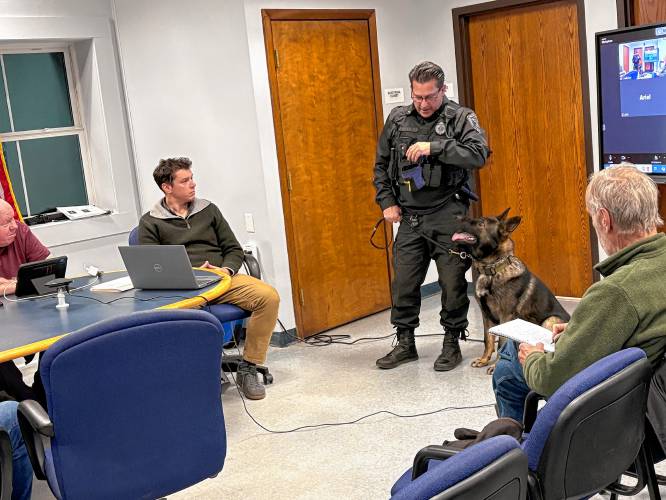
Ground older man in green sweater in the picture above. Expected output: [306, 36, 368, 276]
[493, 166, 666, 421]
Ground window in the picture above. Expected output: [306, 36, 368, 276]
[0, 48, 90, 217]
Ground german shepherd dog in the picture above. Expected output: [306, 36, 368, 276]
[451, 209, 570, 372]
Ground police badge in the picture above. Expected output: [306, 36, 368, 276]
[435, 121, 446, 135]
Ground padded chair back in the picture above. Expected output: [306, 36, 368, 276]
[391, 436, 528, 500]
[522, 348, 650, 500]
[128, 226, 139, 246]
[40, 309, 226, 500]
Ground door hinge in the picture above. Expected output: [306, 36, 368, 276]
[299, 288, 305, 306]
[287, 171, 293, 192]
[274, 49, 280, 70]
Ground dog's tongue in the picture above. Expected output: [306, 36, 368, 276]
[452, 232, 473, 242]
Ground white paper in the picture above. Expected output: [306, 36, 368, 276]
[489, 318, 555, 352]
[56, 205, 109, 220]
[384, 87, 405, 104]
[91, 276, 134, 292]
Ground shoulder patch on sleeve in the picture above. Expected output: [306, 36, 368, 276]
[467, 112, 481, 133]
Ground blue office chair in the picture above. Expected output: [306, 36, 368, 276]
[519, 348, 656, 500]
[402, 348, 656, 500]
[128, 226, 273, 388]
[17, 309, 226, 500]
[390, 435, 528, 499]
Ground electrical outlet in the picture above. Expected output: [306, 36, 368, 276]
[243, 243, 258, 257]
[244, 213, 255, 233]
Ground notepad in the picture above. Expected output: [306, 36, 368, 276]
[489, 318, 556, 353]
[90, 276, 134, 292]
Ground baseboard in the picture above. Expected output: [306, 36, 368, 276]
[273, 281, 473, 348]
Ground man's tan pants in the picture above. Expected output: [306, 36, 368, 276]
[214, 274, 279, 365]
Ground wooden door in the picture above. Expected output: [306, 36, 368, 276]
[263, 11, 390, 337]
[631, 0, 666, 24]
[459, 0, 594, 297]
[623, 0, 666, 232]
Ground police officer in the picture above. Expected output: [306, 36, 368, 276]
[373, 61, 490, 371]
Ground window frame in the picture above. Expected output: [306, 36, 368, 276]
[0, 44, 95, 216]
[0, 16, 140, 249]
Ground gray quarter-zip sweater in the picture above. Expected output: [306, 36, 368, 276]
[138, 197, 244, 273]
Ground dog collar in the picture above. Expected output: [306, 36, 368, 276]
[477, 255, 514, 276]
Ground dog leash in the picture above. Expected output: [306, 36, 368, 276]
[370, 216, 471, 261]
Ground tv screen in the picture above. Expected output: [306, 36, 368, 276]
[596, 23, 666, 181]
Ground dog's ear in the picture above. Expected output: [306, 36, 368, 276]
[503, 216, 522, 234]
[497, 208, 511, 221]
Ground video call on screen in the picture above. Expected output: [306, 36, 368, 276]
[599, 26, 666, 174]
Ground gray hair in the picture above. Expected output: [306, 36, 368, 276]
[586, 165, 663, 234]
[409, 61, 445, 89]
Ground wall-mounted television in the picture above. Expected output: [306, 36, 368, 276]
[596, 22, 666, 182]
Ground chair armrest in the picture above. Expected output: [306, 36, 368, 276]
[412, 444, 460, 480]
[243, 253, 261, 279]
[17, 400, 53, 480]
[0, 430, 12, 500]
[523, 391, 545, 432]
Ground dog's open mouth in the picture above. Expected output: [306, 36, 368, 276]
[451, 232, 477, 244]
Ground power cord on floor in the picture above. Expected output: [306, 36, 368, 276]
[225, 321, 493, 434]
[226, 337, 494, 434]
[228, 248, 491, 433]
[276, 318, 485, 346]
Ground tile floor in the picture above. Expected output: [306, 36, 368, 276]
[25, 294, 665, 499]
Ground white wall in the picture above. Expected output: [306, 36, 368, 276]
[0, 0, 140, 275]
[113, 0, 459, 329]
[1, 0, 617, 327]
[242, 0, 619, 292]
[243, 0, 466, 309]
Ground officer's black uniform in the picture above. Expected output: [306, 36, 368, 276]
[373, 97, 490, 370]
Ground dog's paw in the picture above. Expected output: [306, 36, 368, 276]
[486, 365, 496, 375]
[471, 357, 491, 368]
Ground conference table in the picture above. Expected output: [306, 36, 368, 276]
[0, 269, 230, 363]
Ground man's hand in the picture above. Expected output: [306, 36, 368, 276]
[552, 322, 568, 343]
[0, 277, 17, 295]
[383, 205, 402, 223]
[201, 261, 230, 276]
[518, 342, 545, 365]
[405, 142, 431, 163]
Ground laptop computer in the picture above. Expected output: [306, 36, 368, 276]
[15, 256, 68, 297]
[118, 245, 221, 290]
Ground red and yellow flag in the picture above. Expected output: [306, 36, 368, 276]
[0, 142, 23, 221]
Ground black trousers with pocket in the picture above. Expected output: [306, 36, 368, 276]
[390, 199, 472, 332]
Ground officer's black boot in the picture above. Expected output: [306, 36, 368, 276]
[376, 328, 418, 369]
[434, 329, 464, 371]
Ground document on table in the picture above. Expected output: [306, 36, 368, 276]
[489, 318, 556, 353]
[90, 276, 134, 292]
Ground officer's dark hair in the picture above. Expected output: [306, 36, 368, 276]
[409, 61, 445, 89]
[153, 157, 192, 192]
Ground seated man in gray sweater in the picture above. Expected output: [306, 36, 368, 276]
[138, 157, 279, 400]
